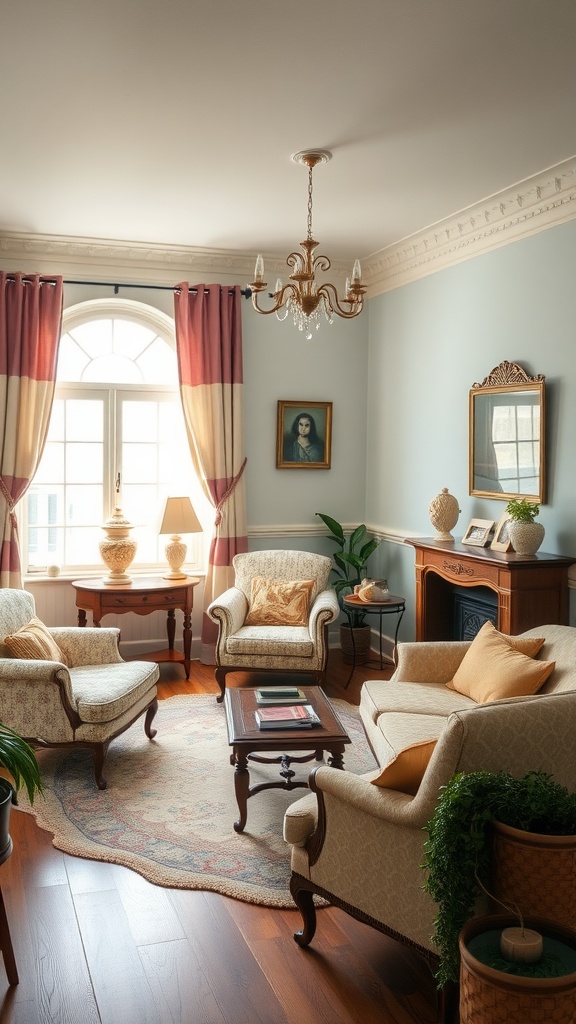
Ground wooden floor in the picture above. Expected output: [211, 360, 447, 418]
[0, 654, 439, 1024]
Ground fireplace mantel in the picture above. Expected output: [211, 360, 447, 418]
[405, 537, 575, 640]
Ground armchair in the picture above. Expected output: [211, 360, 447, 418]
[0, 589, 159, 789]
[207, 550, 339, 702]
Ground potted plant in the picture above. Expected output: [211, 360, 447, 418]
[506, 498, 545, 555]
[0, 723, 43, 858]
[315, 512, 381, 663]
[422, 769, 576, 989]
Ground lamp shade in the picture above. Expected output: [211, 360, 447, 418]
[158, 496, 202, 537]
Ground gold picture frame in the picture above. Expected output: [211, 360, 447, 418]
[276, 401, 332, 469]
[462, 518, 495, 547]
[491, 512, 513, 552]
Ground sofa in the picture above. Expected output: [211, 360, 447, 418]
[283, 623, 576, 973]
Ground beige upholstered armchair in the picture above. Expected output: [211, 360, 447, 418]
[207, 550, 339, 702]
[0, 588, 159, 789]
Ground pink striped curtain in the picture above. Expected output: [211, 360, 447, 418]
[174, 283, 248, 661]
[0, 273, 63, 588]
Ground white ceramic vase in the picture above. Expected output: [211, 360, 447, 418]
[99, 506, 137, 584]
[508, 521, 545, 556]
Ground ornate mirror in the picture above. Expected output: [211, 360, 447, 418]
[469, 360, 545, 502]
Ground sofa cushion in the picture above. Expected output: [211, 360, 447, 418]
[4, 616, 68, 666]
[71, 661, 158, 723]
[371, 738, 438, 795]
[245, 576, 314, 626]
[447, 622, 555, 703]
[226, 625, 313, 657]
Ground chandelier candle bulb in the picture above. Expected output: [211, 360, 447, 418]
[274, 278, 282, 294]
[254, 255, 265, 284]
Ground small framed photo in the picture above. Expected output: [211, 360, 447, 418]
[491, 512, 513, 552]
[276, 401, 332, 469]
[462, 518, 495, 547]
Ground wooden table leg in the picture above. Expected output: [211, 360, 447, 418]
[232, 749, 250, 833]
[183, 611, 192, 680]
[327, 745, 345, 770]
[0, 887, 18, 986]
[78, 609, 87, 627]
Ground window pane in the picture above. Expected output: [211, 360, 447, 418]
[69, 320, 113, 358]
[113, 321, 156, 359]
[66, 443, 104, 483]
[66, 485, 103, 526]
[66, 399, 103, 441]
[66, 526, 101, 565]
[137, 339, 178, 384]
[123, 401, 158, 442]
[56, 335, 91, 382]
[33, 443, 64, 483]
[47, 399, 65, 440]
[84, 355, 142, 384]
[122, 443, 157, 483]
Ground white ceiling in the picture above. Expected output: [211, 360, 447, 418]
[2, 0, 576, 264]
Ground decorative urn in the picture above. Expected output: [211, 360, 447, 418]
[99, 506, 137, 584]
[429, 487, 460, 541]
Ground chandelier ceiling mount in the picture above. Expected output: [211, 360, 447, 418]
[250, 149, 366, 339]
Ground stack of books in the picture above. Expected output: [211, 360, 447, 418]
[254, 703, 321, 730]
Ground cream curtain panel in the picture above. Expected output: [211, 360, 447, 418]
[174, 283, 248, 661]
[0, 273, 63, 588]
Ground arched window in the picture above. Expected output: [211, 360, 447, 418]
[23, 299, 204, 575]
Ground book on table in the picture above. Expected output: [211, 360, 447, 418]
[255, 686, 307, 705]
[255, 704, 321, 730]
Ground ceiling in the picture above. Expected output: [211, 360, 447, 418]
[2, 0, 576, 264]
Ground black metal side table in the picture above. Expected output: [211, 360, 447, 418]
[342, 594, 406, 688]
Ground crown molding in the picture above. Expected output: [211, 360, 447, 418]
[363, 156, 576, 296]
[2, 157, 575, 293]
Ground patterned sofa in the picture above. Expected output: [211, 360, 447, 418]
[0, 588, 159, 789]
[283, 624, 576, 973]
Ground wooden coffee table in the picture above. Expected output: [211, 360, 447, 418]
[224, 686, 351, 833]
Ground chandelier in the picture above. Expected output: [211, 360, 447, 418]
[249, 150, 366, 339]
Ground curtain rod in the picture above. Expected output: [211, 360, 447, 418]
[3, 275, 252, 297]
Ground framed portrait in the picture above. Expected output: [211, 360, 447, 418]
[276, 400, 332, 469]
[462, 518, 495, 547]
[491, 512, 513, 552]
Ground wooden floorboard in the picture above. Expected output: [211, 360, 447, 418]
[0, 653, 439, 1024]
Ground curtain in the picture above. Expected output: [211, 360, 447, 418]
[174, 283, 248, 661]
[0, 273, 63, 588]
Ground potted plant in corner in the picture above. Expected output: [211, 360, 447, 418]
[506, 498, 544, 555]
[0, 723, 43, 858]
[315, 512, 381, 664]
[422, 769, 576, 1020]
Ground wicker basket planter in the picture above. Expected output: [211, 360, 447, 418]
[490, 820, 576, 927]
[339, 623, 371, 665]
[459, 914, 576, 1024]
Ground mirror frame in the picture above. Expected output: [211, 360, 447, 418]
[469, 360, 546, 503]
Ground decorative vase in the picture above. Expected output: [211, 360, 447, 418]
[508, 521, 545, 556]
[429, 487, 459, 541]
[459, 914, 576, 1024]
[340, 623, 371, 665]
[490, 820, 576, 928]
[99, 506, 137, 585]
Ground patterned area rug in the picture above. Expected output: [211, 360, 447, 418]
[18, 694, 376, 907]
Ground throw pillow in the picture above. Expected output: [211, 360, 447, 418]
[371, 739, 438, 796]
[4, 616, 68, 665]
[447, 621, 554, 703]
[245, 577, 315, 627]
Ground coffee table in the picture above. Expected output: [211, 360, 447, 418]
[224, 686, 351, 833]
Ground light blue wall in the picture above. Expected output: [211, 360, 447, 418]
[366, 219, 576, 634]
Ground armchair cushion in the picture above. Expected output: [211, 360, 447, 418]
[245, 576, 314, 626]
[4, 616, 68, 666]
[447, 622, 555, 702]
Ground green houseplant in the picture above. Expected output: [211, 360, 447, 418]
[506, 498, 545, 555]
[316, 512, 382, 664]
[422, 769, 576, 988]
[0, 723, 43, 857]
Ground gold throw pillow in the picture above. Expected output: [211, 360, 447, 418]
[4, 616, 68, 665]
[245, 577, 315, 626]
[371, 739, 438, 796]
[447, 621, 553, 703]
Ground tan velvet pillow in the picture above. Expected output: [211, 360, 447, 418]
[447, 621, 554, 703]
[371, 739, 438, 796]
[245, 577, 315, 626]
[4, 616, 68, 665]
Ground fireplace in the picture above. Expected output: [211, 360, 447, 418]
[453, 586, 498, 641]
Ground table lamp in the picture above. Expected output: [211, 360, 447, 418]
[158, 496, 202, 579]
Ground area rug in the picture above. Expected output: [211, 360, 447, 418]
[18, 694, 377, 907]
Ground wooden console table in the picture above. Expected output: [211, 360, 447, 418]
[71, 576, 200, 678]
[405, 538, 575, 640]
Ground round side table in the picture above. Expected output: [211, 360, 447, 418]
[342, 594, 406, 688]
